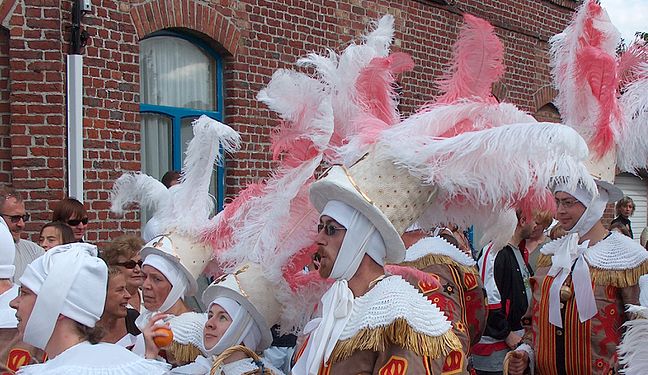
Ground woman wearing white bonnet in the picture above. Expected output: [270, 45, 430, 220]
[9, 242, 170, 374]
[131, 233, 209, 357]
[154, 263, 283, 375]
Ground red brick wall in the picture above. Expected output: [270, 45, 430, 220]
[0, 27, 11, 184]
[1, 0, 578, 246]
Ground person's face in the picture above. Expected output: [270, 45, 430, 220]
[314, 215, 346, 279]
[554, 192, 586, 231]
[141, 265, 172, 311]
[116, 253, 145, 290]
[519, 218, 537, 240]
[2, 197, 26, 243]
[39, 226, 63, 251]
[66, 213, 88, 241]
[621, 202, 634, 218]
[529, 220, 548, 241]
[203, 303, 233, 349]
[9, 285, 37, 337]
[103, 273, 131, 319]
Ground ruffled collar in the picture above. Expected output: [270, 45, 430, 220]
[339, 275, 452, 340]
[541, 231, 648, 270]
[404, 236, 476, 267]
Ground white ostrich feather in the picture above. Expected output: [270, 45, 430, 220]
[619, 305, 648, 374]
[110, 172, 170, 216]
[383, 100, 535, 143]
[380, 122, 595, 220]
[257, 69, 333, 153]
[476, 209, 518, 251]
[220, 157, 321, 274]
[171, 115, 241, 236]
[298, 14, 395, 153]
[617, 72, 648, 173]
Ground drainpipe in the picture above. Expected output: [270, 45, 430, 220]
[66, 0, 89, 201]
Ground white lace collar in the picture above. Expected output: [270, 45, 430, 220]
[405, 236, 476, 267]
[541, 231, 648, 270]
[339, 275, 452, 340]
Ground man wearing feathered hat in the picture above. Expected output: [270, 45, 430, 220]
[291, 154, 462, 375]
[507, 1, 648, 373]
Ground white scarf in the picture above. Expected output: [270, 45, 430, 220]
[292, 200, 385, 375]
[548, 185, 606, 327]
[135, 254, 189, 330]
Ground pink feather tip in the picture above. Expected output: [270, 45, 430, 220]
[436, 13, 505, 104]
[517, 188, 557, 224]
[282, 244, 319, 291]
[355, 53, 414, 126]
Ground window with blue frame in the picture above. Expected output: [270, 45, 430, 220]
[139, 31, 225, 219]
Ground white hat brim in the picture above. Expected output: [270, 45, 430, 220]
[141, 245, 198, 297]
[309, 166, 406, 264]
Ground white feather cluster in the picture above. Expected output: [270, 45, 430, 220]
[379, 122, 594, 234]
[619, 305, 648, 374]
[111, 116, 241, 238]
[617, 68, 648, 173]
[298, 14, 396, 163]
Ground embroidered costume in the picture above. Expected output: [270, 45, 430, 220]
[520, 232, 648, 373]
[400, 236, 486, 373]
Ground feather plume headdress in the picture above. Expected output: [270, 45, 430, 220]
[550, 0, 648, 175]
[202, 15, 409, 333]
[111, 115, 241, 239]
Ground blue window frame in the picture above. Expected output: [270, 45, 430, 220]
[139, 30, 225, 210]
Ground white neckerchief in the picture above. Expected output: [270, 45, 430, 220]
[547, 186, 607, 328]
[135, 254, 188, 330]
[293, 200, 384, 375]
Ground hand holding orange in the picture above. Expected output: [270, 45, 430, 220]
[153, 327, 174, 348]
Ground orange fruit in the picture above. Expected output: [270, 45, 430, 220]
[153, 327, 174, 348]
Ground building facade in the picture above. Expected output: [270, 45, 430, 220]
[4, 0, 635, 246]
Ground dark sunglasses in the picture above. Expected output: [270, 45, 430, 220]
[317, 223, 347, 236]
[67, 217, 89, 226]
[114, 259, 143, 269]
[1, 213, 29, 223]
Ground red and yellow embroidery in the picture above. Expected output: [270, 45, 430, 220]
[6, 348, 32, 372]
[418, 274, 441, 295]
[379, 356, 408, 375]
[441, 350, 464, 374]
[463, 272, 478, 291]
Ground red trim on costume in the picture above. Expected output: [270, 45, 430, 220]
[471, 341, 509, 356]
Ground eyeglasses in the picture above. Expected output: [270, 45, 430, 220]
[555, 198, 580, 209]
[113, 259, 143, 269]
[317, 223, 347, 236]
[1, 213, 29, 223]
[67, 218, 89, 226]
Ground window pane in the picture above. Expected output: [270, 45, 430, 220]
[181, 116, 218, 214]
[140, 36, 217, 111]
[140, 113, 173, 223]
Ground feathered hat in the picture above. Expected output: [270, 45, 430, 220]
[202, 15, 410, 333]
[549, 0, 648, 201]
[111, 115, 241, 295]
[310, 11, 597, 260]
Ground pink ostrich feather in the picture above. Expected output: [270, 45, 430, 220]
[617, 40, 648, 91]
[436, 13, 505, 104]
[355, 52, 414, 125]
[201, 182, 265, 256]
[576, 46, 622, 157]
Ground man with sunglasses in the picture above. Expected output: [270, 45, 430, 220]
[0, 186, 44, 283]
[292, 160, 461, 375]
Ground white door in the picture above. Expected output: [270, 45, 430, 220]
[614, 173, 648, 243]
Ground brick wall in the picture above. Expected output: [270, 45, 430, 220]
[1, 0, 578, 246]
[0, 28, 11, 184]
